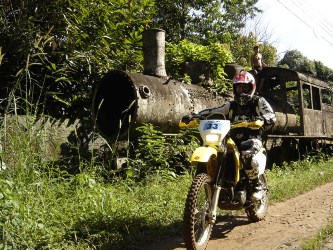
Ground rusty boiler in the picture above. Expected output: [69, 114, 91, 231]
[92, 29, 231, 141]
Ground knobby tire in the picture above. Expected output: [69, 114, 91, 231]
[183, 173, 213, 250]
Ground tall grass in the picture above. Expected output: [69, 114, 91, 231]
[0, 159, 192, 249]
[267, 153, 333, 203]
[0, 114, 194, 249]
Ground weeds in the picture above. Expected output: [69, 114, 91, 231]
[126, 123, 200, 180]
[301, 220, 333, 250]
[267, 157, 333, 203]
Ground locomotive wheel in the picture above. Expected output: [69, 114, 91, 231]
[245, 173, 269, 222]
[183, 173, 213, 250]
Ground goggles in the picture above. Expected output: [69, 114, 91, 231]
[234, 83, 251, 94]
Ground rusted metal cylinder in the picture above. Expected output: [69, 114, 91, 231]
[261, 94, 300, 134]
[143, 28, 167, 77]
[92, 71, 231, 141]
[272, 112, 298, 133]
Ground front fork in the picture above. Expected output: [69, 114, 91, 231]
[209, 149, 229, 224]
[209, 185, 222, 224]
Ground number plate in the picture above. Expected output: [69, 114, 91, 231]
[203, 121, 222, 131]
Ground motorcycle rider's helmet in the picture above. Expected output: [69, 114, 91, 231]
[232, 70, 256, 105]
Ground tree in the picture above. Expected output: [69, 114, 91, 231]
[151, 0, 261, 44]
[230, 32, 277, 70]
[259, 43, 278, 67]
[0, 0, 65, 98]
[278, 50, 333, 82]
[314, 61, 333, 82]
[277, 50, 297, 69]
[0, 0, 155, 117]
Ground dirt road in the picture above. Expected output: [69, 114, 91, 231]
[144, 181, 333, 250]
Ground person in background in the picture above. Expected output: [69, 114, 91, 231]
[251, 45, 267, 93]
[251, 45, 267, 74]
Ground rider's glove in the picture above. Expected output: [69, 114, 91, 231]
[265, 118, 274, 126]
[181, 112, 204, 124]
[181, 115, 193, 124]
[250, 116, 263, 121]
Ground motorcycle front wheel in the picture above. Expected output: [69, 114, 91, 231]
[183, 173, 214, 250]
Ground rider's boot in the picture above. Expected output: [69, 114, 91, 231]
[250, 178, 263, 201]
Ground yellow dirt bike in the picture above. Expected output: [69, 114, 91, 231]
[179, 114, 269, 250]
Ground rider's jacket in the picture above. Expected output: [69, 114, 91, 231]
[198, 96, 276, 145]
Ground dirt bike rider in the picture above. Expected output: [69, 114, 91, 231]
[184, 70, 276, 200]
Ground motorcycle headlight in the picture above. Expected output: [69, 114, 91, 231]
[205, 134, 220, 143]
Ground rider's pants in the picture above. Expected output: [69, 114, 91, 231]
[239, 138, 266, 180]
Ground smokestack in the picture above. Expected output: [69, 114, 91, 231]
[142, 28, 167, 77]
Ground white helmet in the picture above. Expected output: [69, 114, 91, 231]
[232, 71, 256, 105]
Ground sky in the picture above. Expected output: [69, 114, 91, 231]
[250, 0, 333, 69]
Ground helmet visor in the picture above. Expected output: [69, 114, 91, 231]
[234, 83, 251, 94]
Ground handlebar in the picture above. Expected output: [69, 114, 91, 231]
[231, 119, 264, 130]
[179, 113, 264, 130]
[179, 117, 200, 128]
[179, 113, 227, 128]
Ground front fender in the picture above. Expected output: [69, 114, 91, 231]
[190, 147, 217, 163]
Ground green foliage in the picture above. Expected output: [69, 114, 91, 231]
[151, 0, 261, 44]
[0, 162, 192, 249]
[266, 156, 333, 203]
[165, 40, 234, 92]
[63, 0, 155, 72]
[230, 32, 257, 67]
[314, 60, 333, 82]
[126, 123, 200, 181]
[0, 0, 155, 118]
[278, 50, 311, 72]
[230, 32, 277, 69]
[278, 50, 333, 83]
[260, 43, 278, 67]
[301, 221, 333, 250]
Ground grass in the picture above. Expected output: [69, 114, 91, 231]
[0, 161, 193, 249]
[1, 156, 333, 250]
[1, 115, 333, 249]
[266, 155, 333, 203]
[301, 221, 333, 250]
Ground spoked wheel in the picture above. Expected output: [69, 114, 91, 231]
[245, 173, 269, 222]
[183, 173, 214, 250]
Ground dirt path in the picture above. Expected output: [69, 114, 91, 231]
[144, 181, 333, 250]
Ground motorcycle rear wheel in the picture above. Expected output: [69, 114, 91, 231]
[245, 173, 269, 222]
[183, 173, 214, 250]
